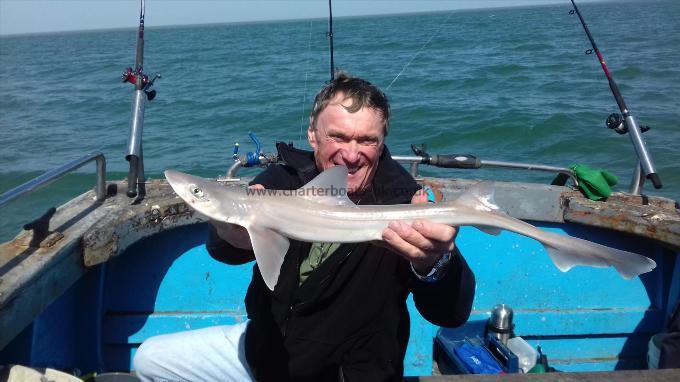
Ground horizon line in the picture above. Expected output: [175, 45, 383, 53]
[0, 0, 616, 38]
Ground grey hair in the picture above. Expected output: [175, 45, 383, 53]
[310, 72, 390, 135]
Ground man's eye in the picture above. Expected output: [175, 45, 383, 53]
[359, 138, 379, 146]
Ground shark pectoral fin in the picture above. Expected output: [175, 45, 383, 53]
[299, 165, 356, 206]
[474, 225, 502, 236]
[247, 226, 290, 290]
[453, 181, 501, 212]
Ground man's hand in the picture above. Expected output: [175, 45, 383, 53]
[381, 187, 458, 275]
[209, 184, 264, 250]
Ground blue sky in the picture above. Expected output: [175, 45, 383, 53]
[0, 0, 600, 36]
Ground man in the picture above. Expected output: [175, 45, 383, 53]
[134, 73, 475, 381]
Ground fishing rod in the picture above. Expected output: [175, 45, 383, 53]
[328, 0, 335, 80]
[569, 0, 662, 191]
[122, 0, 160, 199]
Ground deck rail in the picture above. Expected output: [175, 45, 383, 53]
[221, 152, 579, 187]
[392, 156, 579, 186]
[0, 152, 106, 208]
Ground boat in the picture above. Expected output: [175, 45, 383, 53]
[1, 0, 679, 380]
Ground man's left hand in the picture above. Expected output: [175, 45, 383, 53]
[382, 188, 458, 275]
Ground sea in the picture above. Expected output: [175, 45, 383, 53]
[1, 0, 678, 242]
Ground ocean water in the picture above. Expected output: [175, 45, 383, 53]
[1, 0, 679, 241]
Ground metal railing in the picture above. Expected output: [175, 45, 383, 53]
[391, 155, 579, 187]
[219, 151, 579, 187]
[0, 152, 107, 208]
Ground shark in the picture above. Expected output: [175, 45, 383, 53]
[164, 166, 656, 290]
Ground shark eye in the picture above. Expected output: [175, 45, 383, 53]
[189, 184, 204, 199]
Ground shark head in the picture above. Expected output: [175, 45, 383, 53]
[164, 169, 252, 225]
[165, 168, 291, 290]
[164, 166, 356, 291]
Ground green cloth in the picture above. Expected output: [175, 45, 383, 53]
[299, 242, 341, 285]
[528, 363, 546, 374]
[552, 164, 618, 201]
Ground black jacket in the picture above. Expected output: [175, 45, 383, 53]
[207, 143, 475, 381]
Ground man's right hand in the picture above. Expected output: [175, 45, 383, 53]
[209, 184, 264, 251]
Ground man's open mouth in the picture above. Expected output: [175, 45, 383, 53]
[333, 163, 360, 175]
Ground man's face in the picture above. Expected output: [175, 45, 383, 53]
[308, 93, 385, 196]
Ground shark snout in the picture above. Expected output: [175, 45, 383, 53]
[165, 170, 208, 201]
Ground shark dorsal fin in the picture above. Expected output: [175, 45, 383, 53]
[454, 181, 500, 212]
[453, 182, 504, 236]
[300, 165, 356, 206]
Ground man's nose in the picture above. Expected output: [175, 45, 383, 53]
[341, 141, 360, 164]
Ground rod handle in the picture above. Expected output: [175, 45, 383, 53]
[127, 155, 139, 198]
[429, 154, 482, 169]
[648, 173, 663, 189]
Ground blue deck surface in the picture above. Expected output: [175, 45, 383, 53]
[1, 221, 676, 376]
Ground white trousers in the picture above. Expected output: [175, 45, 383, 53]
[133, 321, 253, 382]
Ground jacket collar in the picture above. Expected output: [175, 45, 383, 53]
[275, 142, 418, 205]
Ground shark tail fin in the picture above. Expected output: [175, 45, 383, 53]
[542, 232, 656, 279]
[246, 225, 290, 290]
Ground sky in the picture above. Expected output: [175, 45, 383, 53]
[0, 0, 604, 36]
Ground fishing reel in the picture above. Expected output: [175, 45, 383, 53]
[606, 113, 650, 135]
[121, 67, 161, 101]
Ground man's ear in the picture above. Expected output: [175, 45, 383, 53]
[307, 118, 317, 149]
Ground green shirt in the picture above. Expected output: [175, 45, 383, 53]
[299, 242, 341, 285]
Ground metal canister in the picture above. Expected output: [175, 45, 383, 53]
[487, 304, 515, 345]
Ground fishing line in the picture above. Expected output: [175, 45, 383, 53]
[569, 0, 662, 189]
[386, 12, 453, 91]
[299, 21, 314, 146]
